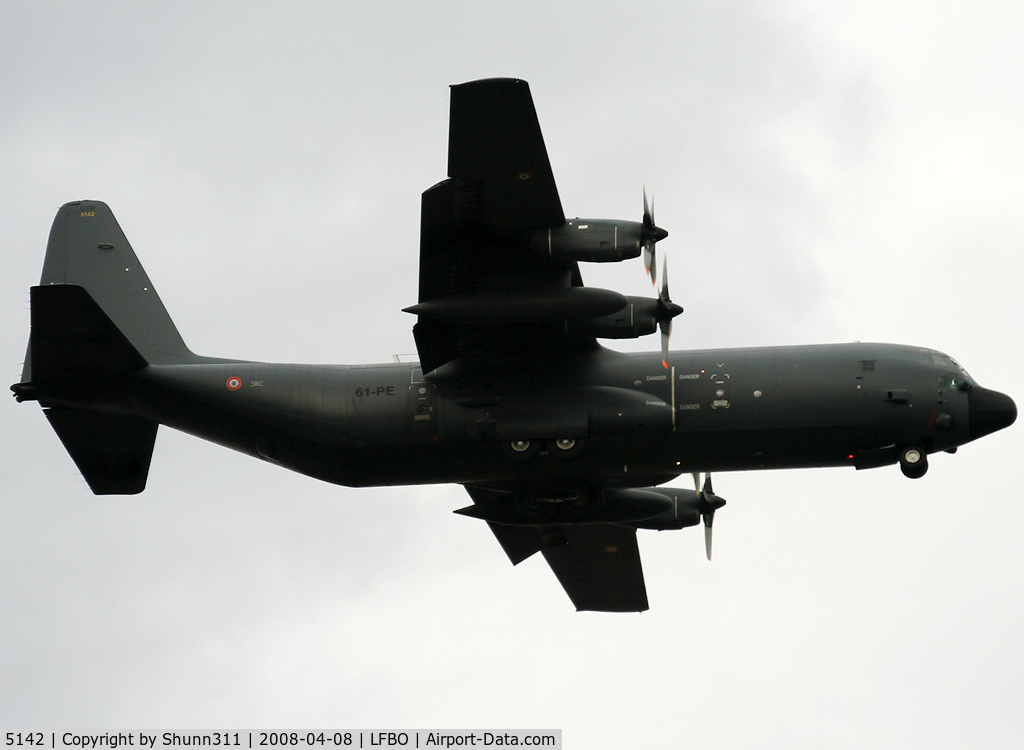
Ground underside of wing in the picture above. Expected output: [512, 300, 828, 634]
[468, 486, 649, 613]
[410, 78, 671, 374]
[487, 520, 649, 613]
[447, 78, 564, 232]
[413, 79, 595, 373]
[542, 524, 648, 613]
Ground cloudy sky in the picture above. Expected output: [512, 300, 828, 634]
[2, 1, 1022, 746]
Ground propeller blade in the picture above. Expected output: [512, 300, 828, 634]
[644, 241, 656, 285]
[643, 185, 654, 229]
[656, 254, 679, 369]
[661, 319, 670, 369]
[641, 187, 667, 286]
[696, 473, 725, 561]
[659, 254, 670, 303]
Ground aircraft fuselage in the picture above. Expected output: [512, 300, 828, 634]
[41, 340, 1003, 491]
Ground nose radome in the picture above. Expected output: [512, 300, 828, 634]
[968, 386, 1017, 440]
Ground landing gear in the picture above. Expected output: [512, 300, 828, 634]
[548, 437, 583, 459]
[899, 444, 928, 479]
[501, 438, 584, 460]
[502, 439, 540, 460]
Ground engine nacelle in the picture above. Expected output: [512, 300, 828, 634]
[454, 487, 676, 526]
[566, 297, 661, 339]
[628, 487, 703, 530]
[404, 286, 628, 324]
[528, 219, 646, 262]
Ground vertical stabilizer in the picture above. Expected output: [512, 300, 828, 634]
[15, 200, 194, 495]
[24, 200, 194, 381]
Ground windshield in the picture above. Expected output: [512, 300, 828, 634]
[921, 348, 974, 382]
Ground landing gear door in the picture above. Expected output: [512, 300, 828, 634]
[409, 368, 438, 439]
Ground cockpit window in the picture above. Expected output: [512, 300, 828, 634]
[926, 349, 974, 381]
[920, 349, 951, 366]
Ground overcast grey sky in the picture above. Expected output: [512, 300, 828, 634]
[2, 2, 1022, 746]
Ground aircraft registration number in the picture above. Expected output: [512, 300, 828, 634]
[355, 386, 395, 397]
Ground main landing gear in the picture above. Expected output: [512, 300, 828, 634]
[899, 444, 928, 479]
[502, 438, 584, 460]
[548, 438, 583, 459]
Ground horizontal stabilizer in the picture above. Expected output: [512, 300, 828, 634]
[44, 408, 158, 495]
[29, 284, 147, 380]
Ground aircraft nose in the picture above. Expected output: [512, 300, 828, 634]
[968, 386, 1017, 440]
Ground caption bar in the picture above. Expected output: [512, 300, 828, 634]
[4, 732, 561, 750]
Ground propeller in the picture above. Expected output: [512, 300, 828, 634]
[642, 187, 669, 285]
[692, 472, 726, 560]
[655, 255, 683, 368]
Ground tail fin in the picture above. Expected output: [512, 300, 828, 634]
[23, 200, 194, 382]
[16, 200, 193, 494]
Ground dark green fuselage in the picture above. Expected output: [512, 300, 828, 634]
[60, 340, 974, 491]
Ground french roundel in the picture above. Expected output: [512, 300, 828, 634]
[226, 376, 242, 391]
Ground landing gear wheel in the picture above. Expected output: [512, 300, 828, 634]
[502, 439, 539, 461]
[899, 445, 928, 479]
[548, 437, 584, 459]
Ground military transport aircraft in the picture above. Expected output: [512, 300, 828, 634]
[12, 78, 1016, 612]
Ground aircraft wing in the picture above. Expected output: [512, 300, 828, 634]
[486, 520, 649, 613]
[413, 78, 593, 373]
[446, 77, 564, 232]
[469, 481, 649, 612]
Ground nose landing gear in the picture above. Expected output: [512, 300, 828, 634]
[899, 444, 928, 479]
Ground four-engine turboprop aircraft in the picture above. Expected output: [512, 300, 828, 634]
[12, 78, 1016, 612]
